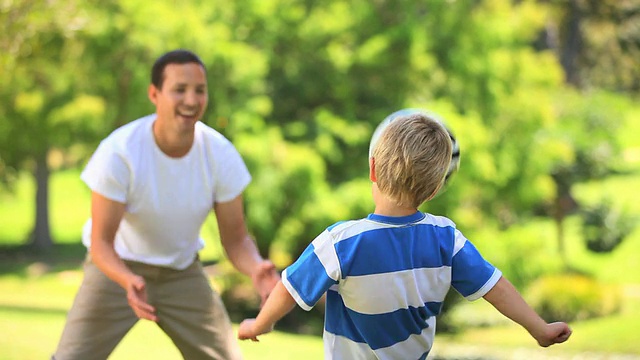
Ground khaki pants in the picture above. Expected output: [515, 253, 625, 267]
[53, 256, 243, 360]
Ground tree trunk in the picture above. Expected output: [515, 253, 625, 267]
[559, 0, 583, 87]
[551, 172, 578, 269]
[30, 151, 53, 251]
[553, 205, 567, 268]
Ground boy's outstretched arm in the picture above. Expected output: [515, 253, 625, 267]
[483, 276, 572, 347]
[238, 280, 297, 341]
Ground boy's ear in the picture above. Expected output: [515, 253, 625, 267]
[369, 157, 377, 182]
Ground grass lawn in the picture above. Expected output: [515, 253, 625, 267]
[0, 271, 325, 360]
[4, 269, 638, 360]
[439, 288, 640, 356]
[0, 305, 325, 360]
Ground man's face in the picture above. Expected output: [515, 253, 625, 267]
[148, 62, 208, 133]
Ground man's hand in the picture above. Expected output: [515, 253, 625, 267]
[125, 274, 157, 322]
[251, 260, 280, 307]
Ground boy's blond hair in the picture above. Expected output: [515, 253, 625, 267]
[372, 113, 453, 208]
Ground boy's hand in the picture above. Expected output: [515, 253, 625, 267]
[535, 322, 572, 347]
[238, 319, 273, 342]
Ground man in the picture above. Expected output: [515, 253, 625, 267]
[53, 49, 280, 360]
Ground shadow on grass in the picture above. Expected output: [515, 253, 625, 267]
[0, 242, 86, 275]
[0, 304, 69, 316]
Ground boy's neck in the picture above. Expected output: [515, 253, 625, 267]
[372, 183, 419, 217]
[373, 203, 419, 217]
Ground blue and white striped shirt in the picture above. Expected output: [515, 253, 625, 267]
[282, 211, 502, 360]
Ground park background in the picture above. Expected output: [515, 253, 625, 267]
[1, 0, 640, 359]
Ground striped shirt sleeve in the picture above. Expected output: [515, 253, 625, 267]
[450, 229, 502, 300]
[282, 230, 340, 311]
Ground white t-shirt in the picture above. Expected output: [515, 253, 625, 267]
[81, 114, 251, 270]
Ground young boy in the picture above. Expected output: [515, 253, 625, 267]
[238, 113, 572, 359]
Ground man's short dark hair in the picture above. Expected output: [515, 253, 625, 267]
[151, 49, 206, 89]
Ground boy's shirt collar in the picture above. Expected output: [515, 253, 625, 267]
[367, 211, 425, 225]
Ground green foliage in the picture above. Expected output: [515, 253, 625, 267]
[551, 90, 631, 181]
[235, 127, 328, 257]
[0, 1, 639, 353]
[0, 0, 108, 162]
[525, 274, 622, 322]
[546, 0, 640, 93]
[470, 220, 563, 290]
[1, 0, 640, 290]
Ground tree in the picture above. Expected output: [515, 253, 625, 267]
[547, 90, 632, 264]
[542, 0, 640, 92]
[0, 0, 247, 250]
[535, 0, 640, 264]
[0, 0, 107, 250]
[201, 0, 433, 258]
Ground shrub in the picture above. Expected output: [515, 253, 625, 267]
[581, 201, 636, 253]
[525, 274, 622, 322]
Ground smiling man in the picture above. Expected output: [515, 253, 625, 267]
[52, 49, 280, 360]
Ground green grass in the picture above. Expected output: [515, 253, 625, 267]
[2, 270, 638, 359]
[0, 170, 89, 244]
[443, 289, 640, 355]
[0, 271, 325, 360]
[0, 309, 325, 360]
[0, 305, 325, 360]
[0, 173, 36, 244]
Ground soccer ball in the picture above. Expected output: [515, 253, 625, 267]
[369, 108, 460, 185]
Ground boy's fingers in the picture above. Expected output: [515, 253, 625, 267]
[238, 334, 259, 342]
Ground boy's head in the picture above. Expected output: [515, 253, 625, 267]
[371, 113, 453, 208]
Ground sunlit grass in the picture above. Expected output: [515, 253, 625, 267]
[49, 169, 91, 243]
[0, 173, 35, 244]
[3, 272, 637, 360]
[0, 170, 90, 245]
[441, 296, 640, 355]
[0, 270, 324, 360]
[0, 306, 325, 360]
[444, 276, 640, 355]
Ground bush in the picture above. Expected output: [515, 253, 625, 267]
[472, 222, 564, 290]
[525, 274, 622, 322]
[581, 201, 636, 253]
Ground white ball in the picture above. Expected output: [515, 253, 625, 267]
[369, 108, 460, 184]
